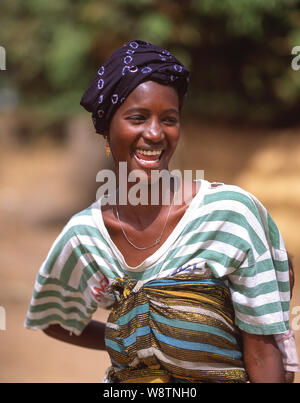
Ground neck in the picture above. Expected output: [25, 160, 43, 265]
[115, 175, 177, 226]
[116, 168, 178, 204]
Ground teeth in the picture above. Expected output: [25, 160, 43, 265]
[135, 149, 162, 156]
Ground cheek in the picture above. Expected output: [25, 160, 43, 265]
[174, 129, 180, 145]
[108, 121, 130, 152]
[168, 128, 180, 153]
[108, 127, 141, 166]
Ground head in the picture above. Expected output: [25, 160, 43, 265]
[80, 40, 189, 178]
[108, 80, 180, 176]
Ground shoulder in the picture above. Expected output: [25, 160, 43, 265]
[62, 200, 102, 238]
[41, 201, 110, 279]
[202, 180, 267, 220]
[46, 200, 106, 262]
[203, 180, 256, 204]
[202, 181, 287, 253]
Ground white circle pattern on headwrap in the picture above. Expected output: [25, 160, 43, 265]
[80, 40, 190, 134]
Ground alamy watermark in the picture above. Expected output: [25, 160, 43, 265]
[0, 46, 6, 70]
[0, 306, 6, 330]
[96, 163, 204, 206]
[291, 46, 300, 71]
[291, 306, 300, 331]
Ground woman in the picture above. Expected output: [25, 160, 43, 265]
[25, 40, 298, 383]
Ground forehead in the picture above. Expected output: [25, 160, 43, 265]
[121, 80, 179, 110]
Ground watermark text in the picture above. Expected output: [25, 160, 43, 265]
[291, 46, 300, 71]
[291, 306, 300, 331]
[0, 46, 6, 70]
[96, 164, 204, 206]
[0, 306, 6, 330]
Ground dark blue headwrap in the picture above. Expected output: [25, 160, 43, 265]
[80, 40, 190, 135]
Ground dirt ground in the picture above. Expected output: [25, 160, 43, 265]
[0, 116, 299, 383]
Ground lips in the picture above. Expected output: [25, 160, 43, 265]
[134, 148, 163, 162]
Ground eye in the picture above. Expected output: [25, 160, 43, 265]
[163, 116, 179, 125]
[126, 115, 146, 124]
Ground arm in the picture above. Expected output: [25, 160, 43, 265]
[278, 252, 298, 382]
[43, 319, 106, 350]
[274, 330, 299, 383]
[242, 331, 285, 383]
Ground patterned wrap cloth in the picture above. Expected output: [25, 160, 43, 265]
[80, 40, 190, 135]
[104, 273, 248, 383]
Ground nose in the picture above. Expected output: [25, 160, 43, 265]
[143, 118, 164, 143]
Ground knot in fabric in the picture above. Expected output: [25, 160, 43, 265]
[109, 277, 145, 302]
[106, 276, 157, 372]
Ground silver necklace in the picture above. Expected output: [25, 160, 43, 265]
[114, 191, 175, 251]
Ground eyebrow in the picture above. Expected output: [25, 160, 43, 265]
[124, 107, 179, 115]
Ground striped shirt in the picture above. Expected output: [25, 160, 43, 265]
[25, 179, 290, 337]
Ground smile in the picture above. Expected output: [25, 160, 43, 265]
[133, 148, 163, 167]
[136, 148, 163, 156]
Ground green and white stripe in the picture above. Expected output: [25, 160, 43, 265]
[25, 180, 290, 336]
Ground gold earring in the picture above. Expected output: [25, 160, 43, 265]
[105, 136, 111, 157]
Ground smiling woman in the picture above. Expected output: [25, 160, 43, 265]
[24, 40, 299, 383]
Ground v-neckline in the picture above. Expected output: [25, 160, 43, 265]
[93, 179, 209, 272]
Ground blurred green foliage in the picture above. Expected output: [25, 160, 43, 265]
[1, 0, 300, 130]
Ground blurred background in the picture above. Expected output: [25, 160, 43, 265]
[0, 0, 300, 383]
